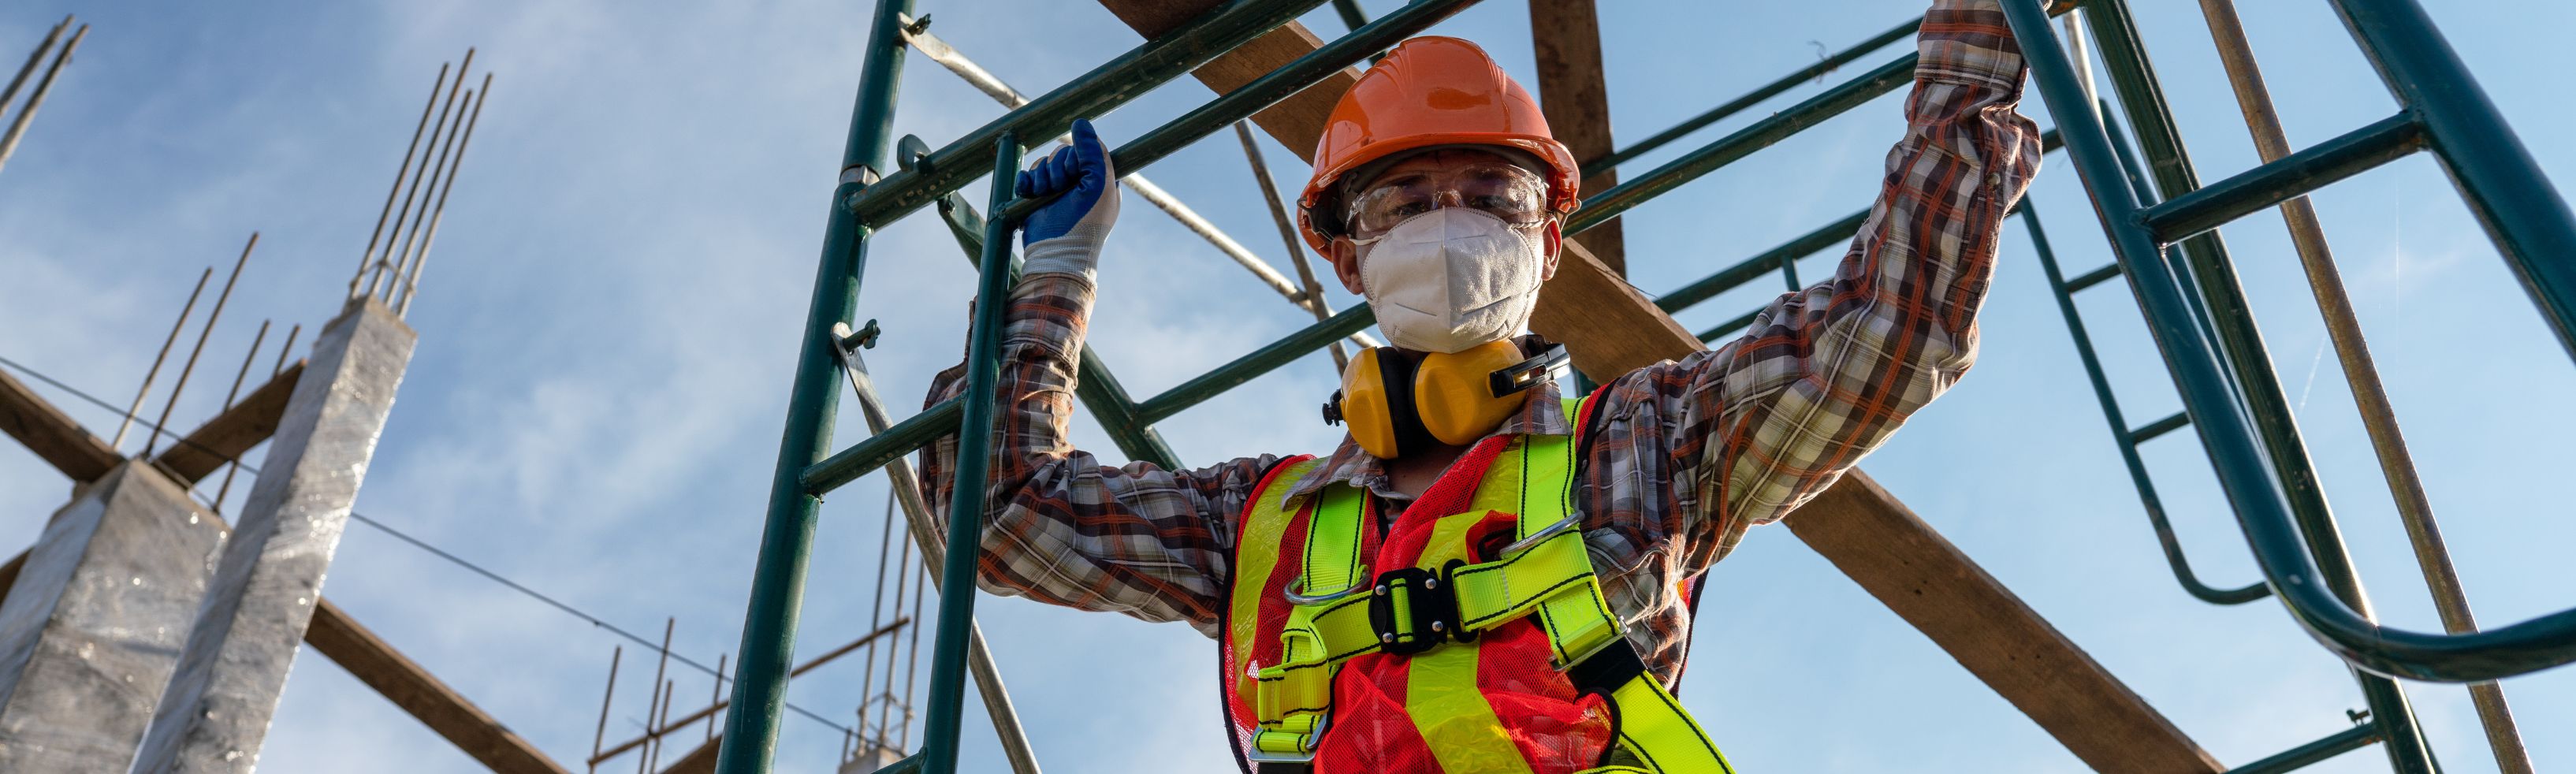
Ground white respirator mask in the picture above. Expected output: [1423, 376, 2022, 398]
[1353, 207, 1550, 355]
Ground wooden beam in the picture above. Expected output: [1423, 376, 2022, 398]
[1785, 474, 2223, 772]
[305, 598, 571, 774]
[151, 360, 303, 485]
[1528, 0, 1627, 274]
[657, 735, 718, 774]
[0, 366, 120, 482]
[1093, 2, 1355, 162]
[1532, 240, 1699, 383]
[1096, 9, 2220, 770]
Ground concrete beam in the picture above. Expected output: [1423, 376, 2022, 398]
[136, 296, 417, 773]
[0, 547, 568, 774]
[0, 365, 120, 482]
[1528, 0, 1627, 274]
[152, 361, 305, 486]
[1087, 9, 2220, 770]
[0, 461, 227, 772]
[304, 599, 568, 774]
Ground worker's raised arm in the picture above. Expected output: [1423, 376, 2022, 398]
[914, 121, 1271, 636]
[1608, 0, 2041, 572]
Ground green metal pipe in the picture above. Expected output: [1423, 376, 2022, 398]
[917, 135, 1026, 774]
[801, 396, 962, 496]
[2065, 262, 2120, 293]
[2099, 99, 2230, 375]
[1134, 303, 1375, 424]
[931, 182, 1182, 469]
[2022, 204, 2267, 606]
[997, 0, 1484, 225]
[1654, 210, 1866, 314]
[2222, 723, 2378, 774]
[716, 0, 914, 770]
[2129, 410, 2191, 445]
[2079, 4, 2441, 768]
[847, 0, 1328, 228]
[1571, 54, 1916, 236]
[2329, 0, 2576, 359]
[1696, 306, 1764, 345]
[2012, 0, 2576, 685]
[1588, 19, 1921, 172]
[2143, 112, 2425, 245]
[1331, 0, 1369, 32]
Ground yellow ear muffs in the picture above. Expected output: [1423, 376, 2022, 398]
[1412, 340, 1527, 446]
[1324, 348, 1406, 460]
[1325, 340, 1558, 458]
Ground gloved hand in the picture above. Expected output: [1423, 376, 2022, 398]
[1015, 118, 1119, 281]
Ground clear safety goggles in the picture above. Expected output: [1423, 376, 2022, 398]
[1342, 160, 1553, 240]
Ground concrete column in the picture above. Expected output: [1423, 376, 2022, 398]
[132, 296, 415, 773]
[0, 461, 227, 772]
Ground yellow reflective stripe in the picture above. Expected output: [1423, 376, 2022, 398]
[1606, 670, 1736, 774]
[1260, 482, 1368, 730]
[1230, 460, 1320, 720]
[1405, 644, 1535, 774]
[1404, 508, 1531, 774]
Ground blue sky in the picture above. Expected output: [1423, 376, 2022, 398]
[1, 1, 2570, 772]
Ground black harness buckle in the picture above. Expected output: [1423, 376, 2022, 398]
[1368, 566, 1459, 656]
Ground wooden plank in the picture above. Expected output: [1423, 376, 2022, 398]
[151, 360, 303, 485]
[1528, 0, 1628, 274]
[657, 736, 717, 774]
[1785, 474, 2224, 772]
[1098, 9, 2221, 769]
[0, 366, 120, 482]
[1094, 2, 1355, 162]
[1532, 240, 1699, 383]
[306, 599, 570, 774]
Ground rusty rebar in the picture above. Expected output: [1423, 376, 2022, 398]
[270, 323, 301, 377]
[387, 84, 472, 305]
[645, 679, 675, 772]
[0, 17, 68, 120]
[0, 23, 84, 177]
[147, 233, 254, 457]
[367, 47, 471, 300]
[397, 72, 491, 318]
[207, 319, 270, 515]
[2195, 2, 2530, 770]
[705, 653, 724, 742]
[350, 62, 449, 299]
[636, 617, 672, 774]
[114, 268, 210, 449]
[588, 645, 622, 774]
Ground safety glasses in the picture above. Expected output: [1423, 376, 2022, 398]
[1343, 161, 1552, 240]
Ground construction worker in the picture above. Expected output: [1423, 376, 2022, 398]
[920, 1, 2038, 771]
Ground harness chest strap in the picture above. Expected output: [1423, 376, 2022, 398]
[1249, 397, 1735, 773]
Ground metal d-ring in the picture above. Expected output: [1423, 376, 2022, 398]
[1282, 566, 1372, 605]
[1500, 513, 1584, 558]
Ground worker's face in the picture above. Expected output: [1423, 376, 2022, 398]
[1327, 149, 1562, 296]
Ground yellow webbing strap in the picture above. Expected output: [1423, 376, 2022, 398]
[1254, 484, 1367, 755]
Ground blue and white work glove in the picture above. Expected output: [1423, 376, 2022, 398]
[1015, 118, 1119, 283]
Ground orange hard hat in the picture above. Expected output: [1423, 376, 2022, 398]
[1297, 36, 1583, 256]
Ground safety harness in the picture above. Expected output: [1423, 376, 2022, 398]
[1222, 397, 1735, 774]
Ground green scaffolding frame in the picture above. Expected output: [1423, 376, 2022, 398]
[713, 2, 2576, 772]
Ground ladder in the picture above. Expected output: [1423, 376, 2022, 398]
[709, 1, 2576, 772]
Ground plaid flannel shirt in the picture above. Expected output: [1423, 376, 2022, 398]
[918, 0, 2039, 684]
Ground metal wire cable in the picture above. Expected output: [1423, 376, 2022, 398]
[0, 353, 854, 735]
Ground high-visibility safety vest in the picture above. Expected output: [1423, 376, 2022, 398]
[1221, 397, 1735, 774]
